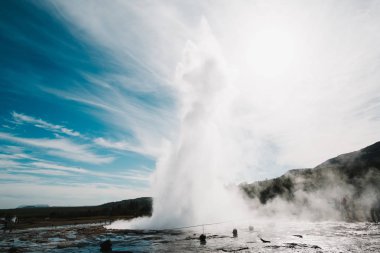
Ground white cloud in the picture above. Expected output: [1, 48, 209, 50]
[118, 167, 154, 182]
[0, 172, 40, 183]
[0, 148, 44, 169]
[0, 156, 151, 195]
[30, 161, 89, 174]
[0, 147, 151, 183]
[93, 137, 157, 157]
[12, 111, 81, 137]
[41, 84, 175, 159]
[0, 152, 41, 161]
[29, 161, 152, 182]
[45, 0, 192, 81]
[0, 132, 113, 164]
[0, 159, 21, 169]
[93, 137, 129, 150]
[21, 169, 71, 176]
[39, 1, 182, 160]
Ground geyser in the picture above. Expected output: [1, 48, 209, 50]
[108, 20, 250, 229]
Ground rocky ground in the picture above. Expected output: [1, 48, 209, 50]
[0, 221, 379, 252]
[0, 223, 108, 252]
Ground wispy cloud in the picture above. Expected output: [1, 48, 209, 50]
[45, 1, 189, 81]
[12, 111, 81, 137]
[0, 159, 21, 169]
[0, 151, 151, 187]
[0, 152, 42, 162]
[118, 168, 154, 182]
[0, 154, 25, 160]
[37, 1, 182, 160]
[93, 137, 156, 157]
[93, 138, 129, 150]
[0, 132, 113, 164]
[41, 82, 175, 159]
[29, 161, 152, 182]
[0, 141, 152, 184]
[0, 172, 40, 183]
[30, 161, 89, 174]
[21, 169, 71, 176]
[28, 161, 151, 182]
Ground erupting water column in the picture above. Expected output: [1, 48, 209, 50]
[109, 20, 250, 230]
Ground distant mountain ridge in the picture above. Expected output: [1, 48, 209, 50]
[1, 197, 152, 220]
[241, 141, 380, 221]
[17, 204, 49, 209]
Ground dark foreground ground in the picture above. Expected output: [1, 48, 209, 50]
[0, 221, 379, 252]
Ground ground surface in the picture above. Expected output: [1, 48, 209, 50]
[0, 221, 379, 252]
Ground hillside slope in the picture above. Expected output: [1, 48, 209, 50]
[241, 142, 380, 221]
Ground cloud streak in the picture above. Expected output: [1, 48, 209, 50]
[39, 1, 181, 160]
[93, 137, 156, 158]
[0, 132, 113, 164]
[12, 111, 81, 137]
[41, 79, 175, 159]
[30, 161, 152, 182]
[0, 146, 152, 183]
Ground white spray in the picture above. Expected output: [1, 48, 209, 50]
[108, 20, 250, 229]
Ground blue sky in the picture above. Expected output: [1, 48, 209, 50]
[0, 1, 177, 208]
[1, 1, 380, 209]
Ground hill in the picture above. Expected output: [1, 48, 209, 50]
[241, 142, 380, 222]
[17, 204, 49, 208]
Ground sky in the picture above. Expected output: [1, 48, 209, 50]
[1, 0, 380, 209]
